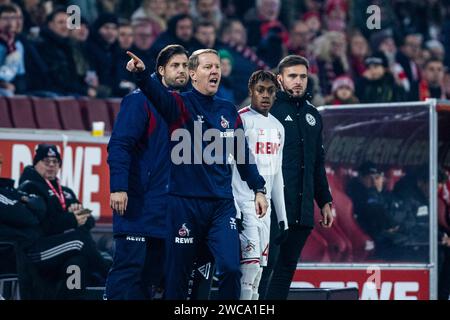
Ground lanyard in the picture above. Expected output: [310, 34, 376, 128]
[46, 179, 66, 211]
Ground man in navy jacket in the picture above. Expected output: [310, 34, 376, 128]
[106, 45, 189, 299]
[126, 49, 268, 300]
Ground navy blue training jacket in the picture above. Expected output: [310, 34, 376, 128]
[108, 90, 169, 238]
[135, 70, 265, 199]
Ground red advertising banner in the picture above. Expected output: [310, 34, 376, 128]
[0, 134, 112, 223]
[293, 268, 430, 300]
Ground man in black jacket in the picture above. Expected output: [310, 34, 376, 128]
[0, 151, 105, 299]
[18, 144, 110, 289]
[259, 55, 333, 300]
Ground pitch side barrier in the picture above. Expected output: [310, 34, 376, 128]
[292, 99, 450, 300]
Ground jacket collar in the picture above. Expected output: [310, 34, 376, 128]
[276, 90, 307, 104]
[191, 87, 215, 102]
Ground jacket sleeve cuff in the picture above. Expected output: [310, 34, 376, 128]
[110, 174, 129, 193]
[134, 68, 151, 83]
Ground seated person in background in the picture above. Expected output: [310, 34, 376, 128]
[391, 167, 430, 262]
[0, 4, 25, 97]
[18, 144, 110, 290]
[346, 161, 405, 260]
[0, 152, 103, 299]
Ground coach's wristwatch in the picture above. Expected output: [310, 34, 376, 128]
[254, 187, 267, 195]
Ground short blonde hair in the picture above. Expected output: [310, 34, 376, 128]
[188, 49, 218, 70]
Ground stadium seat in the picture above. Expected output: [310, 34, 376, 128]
[31, 97, 62, 130]
[79, 98, 112, 133]
[332, 188, 375, 261]
[300, 230, 331, 263]
[106, 98, 121, 128]
[7, 96, 37, 129]
[0, 97, 13, 128]
[314, 207, 353, 262]
[54, 98, 86, 131]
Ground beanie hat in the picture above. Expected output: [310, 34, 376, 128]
[370, 29, 393, 51]
[302, 11, 320, 23]
[33, 144, 61, 166]
[93, 13, 118, 31]
[218, 49, 234, 67]
[325, 0, 348, 15]
[332, 75, 354, 93]
[365, 51, 388, 68]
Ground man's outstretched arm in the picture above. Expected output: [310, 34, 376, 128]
[126, 51, 182, 125]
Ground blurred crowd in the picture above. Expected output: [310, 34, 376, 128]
[1, 0, 450, 106]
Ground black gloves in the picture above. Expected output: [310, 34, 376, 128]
[274, 221, 289, 245]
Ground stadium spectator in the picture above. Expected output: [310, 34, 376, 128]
[194, 21, 217, 49]
[219, 18, 270, 103]
[69, 17, 100, 97]
[219, 18, 269, 104]
[167, 0, 191, 17]
[86, 13, 120, 98]
[150, 14, 197, 55]
[314, 31, 348, 95]
[419, 57, 446, 100]
[18, 0, 47, 36]
[127, 19, 157, 75]
[68, 0, 99, 25]
[425, 39, 445, 61]
[35, 7, 93, 97]
[118, 20, 134, 50]
[216, 48, 235, 103]
[323, 0, 347, 32]
[9, 3, 48, 96]
[356, 52, 406, 103]
[192, 0, 223, 29]
[17, 144, 111, 296]
[131, 0, 167, 36]
[113, 20, 136, 96]
[302, 11, 321, 40]
[396, 33, 423, 101]
[256, 20, 289, 68]
[244, 0, 285, 48]
[324, 75, 358, 105]
[0, 4, 25, 96]
[349, 31, 370, 78]
[287, 20, 315, 70]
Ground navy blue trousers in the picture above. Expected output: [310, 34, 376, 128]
[105, 235, 164, 300]
[165, 195, 241, 300]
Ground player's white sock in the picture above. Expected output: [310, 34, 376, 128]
[252, 267, 263, 300]
[240, 263, 260, 300]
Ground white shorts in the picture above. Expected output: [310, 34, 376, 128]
[238, 201, 271, 267]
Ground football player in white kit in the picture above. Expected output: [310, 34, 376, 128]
[232, 70, 289, 300]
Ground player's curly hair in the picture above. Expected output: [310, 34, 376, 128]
[248, 70, 278, 91]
